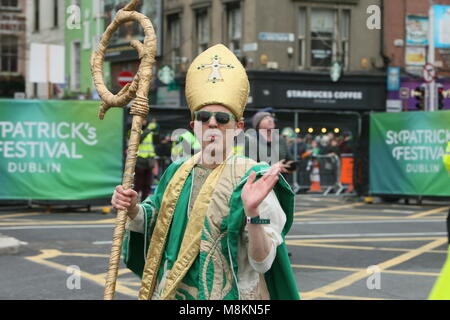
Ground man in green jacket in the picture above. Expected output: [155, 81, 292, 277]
[111, 44, 299, 300]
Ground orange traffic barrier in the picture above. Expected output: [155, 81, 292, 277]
[309, 160, 322, 192]
[340, 155, 354, 193]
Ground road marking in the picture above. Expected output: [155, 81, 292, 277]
[287, 242, 448, 254]
[97, 268, 133, 279]
[294, 216, 445, 222]
[286, 232, 447, 239]
[302, 292, 386, 300]
[93, 241, 113, 245]
[0, 224, 114, 230]
[287, 236, 445, 243]
[408, 206, 449, 219]
[0, 213, 42, 219]
[294, 218, 445, 225]
[381, 209, 416, 214]
[61, 252, 110, 258]
[295, 203, 365, 216]
[292, 264, 440, 276]
[25, 249, 138, 297]
[303, 238, 447, 300]
[0, 219, 116, 226]
[343, 208, 418, 214]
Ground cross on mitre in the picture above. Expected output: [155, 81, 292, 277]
[197, 55, 235, 83]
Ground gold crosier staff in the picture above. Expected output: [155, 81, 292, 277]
[90, 0, 157, 300]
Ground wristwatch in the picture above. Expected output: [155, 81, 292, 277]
[246, 215, 271, 224]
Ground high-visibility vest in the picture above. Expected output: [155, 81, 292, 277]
[138, 132, 155, 158]
[171, 131, 201, 159]
[444, 142, 450, 174]
[183, 131, 201, 150]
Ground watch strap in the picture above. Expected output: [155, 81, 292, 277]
[246, 215, 271, 224]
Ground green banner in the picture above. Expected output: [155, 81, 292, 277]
[0, 99, 123, 200]
[370, 111, 450, 196]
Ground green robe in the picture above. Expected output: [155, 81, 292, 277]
[122, 156, 300, 300]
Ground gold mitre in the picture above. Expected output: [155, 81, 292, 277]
[185, 44, 249, 120]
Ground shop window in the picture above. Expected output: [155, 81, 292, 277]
[71, 41, 81, 91]
[0, 0, 18, 8]
[340, 10, 350, 69]
[299, 7, 350, 69]
[167, 13, 181, 72]
[34, 0, 40, 32]
[0, 35, 18, 73]
[53, 0, 59, 28]
[195, 9, 209, 55]
[298, 7, 306, 68]
[226, 3, 241, 57]
[310, 8, 334, 68]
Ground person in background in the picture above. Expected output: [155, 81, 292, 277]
[318, 135, 331, 155]
[328, 138, 341, 157]
[339, 131, 353, 154]
[134, 118, 159, 201]
[155, 133, 173, 177]
[290, 135, 307, 160]
[245, 111, 294, 174]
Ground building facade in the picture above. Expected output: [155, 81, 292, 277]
[25, 0, 65, 99]
[384, 0, 450, 111]
[0, 0, 26, 97]
[162, 0, 384, 73]
[64, 0, 110, 99]
[161, 0, 386, 114]
[103, 0, 162, 94]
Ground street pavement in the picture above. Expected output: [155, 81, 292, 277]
[0, 195, 448, 300]
[290, 195, 449, 300]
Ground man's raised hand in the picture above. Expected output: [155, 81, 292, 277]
[241, 165, 281, 217]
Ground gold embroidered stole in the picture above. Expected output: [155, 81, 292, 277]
[138, 153, 228, 300]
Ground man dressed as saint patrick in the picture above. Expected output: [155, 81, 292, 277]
[111, 44, 300, 300]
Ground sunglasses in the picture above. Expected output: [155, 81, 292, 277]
[194, 111, 236, 125]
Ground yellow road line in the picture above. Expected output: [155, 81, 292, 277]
[292, 264, 440, 277]
[25, 249, 138, 297]
[58, 252, 110, 258]
[0, 219, 116, 226]
[295, 203, 365, 216]
[292, 264, 359, 273]
[97, 268, 133, 279]
[286, 241, 448, 254]
[408, 206, 449, 219]
[293, 215, 445, 221]
[303, 238, 447, 300]
[287, 236, 444, 244]
[117, 280, 141, 286]
[0, 213, 42, 219]
[301, 291, 387, 300]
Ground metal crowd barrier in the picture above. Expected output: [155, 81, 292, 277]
[294, 154, 350, 196]
[316, 154, 345, 195]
